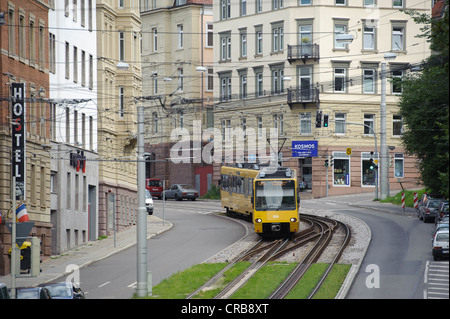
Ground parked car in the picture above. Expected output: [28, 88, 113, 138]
[16, 287, 52, 299]
[437, 215, 449, 227]
[44, 282, 85, 299]
[145, 189, 154, 215]
[163, 184, 199, 201]
[146, 178, 163, 199]
[0, 283, 10, 299]
[418, 199, 446, 223]
[435, 201, 449, 224]
[432, 229, 449, 261]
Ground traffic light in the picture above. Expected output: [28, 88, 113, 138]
[315, 111, 322, 128]
[323, 114, 329, 127]
[369, 158, 378, 170]
[325, 159, 329, 167]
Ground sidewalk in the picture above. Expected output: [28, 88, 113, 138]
[0, 215, 172, 288]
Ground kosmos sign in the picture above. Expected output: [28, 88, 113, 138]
[11, 83, 26, 200]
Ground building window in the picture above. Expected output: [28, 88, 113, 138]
[363, 69, 375, 94]
[393, 0, 403, 8]
[73, 46, 78, 83]
[256, 26, 263, 55]
[333, 152, 350, 186]
[392, 69, 403, 94]
[207, 68, 214, 91]
[241, 0, 247, 16]
[256, 70, 263, 97]
[364, 114, 375, 135]
[219, 73, 232, 102]
[335, 0, 346, 5]
[335, 113, 346, 134]
[273, 114, 283, 136]
[206, 22, 213, 47]
[220, 32, 231, 61]
[272, 24, 284, 53]
[271, 65, 284, 95]
[178, 67, 184, 92]
[177, 24, 183, 49]
[300, 0, 311, 5]
[221, 0, 231, 20]
[152, 28, 157, 52]
[334, 24, 348, 49]
[393, 115, 403, 136]
[240, 29, 247, 58]
[119, 31, 125, 61]
[364, 0, 375, 6]
[257, 116, 263, 138]
[239, 73, 247, 99]
[392, 26, 404, 51]
[273, 0, 284, 9]
[119, 86, 124, 118]
[334, 68, 346, 93]
[394, 153, 404, 177]
[65, 42, 70, 79]
[299, 112, 311, 135]
[363, 25, 375, 50]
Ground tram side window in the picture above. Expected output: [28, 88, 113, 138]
[248, 178, 253, 196]
[221, 174, 229, 191]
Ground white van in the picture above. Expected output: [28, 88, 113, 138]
[432, 230, 449, 261]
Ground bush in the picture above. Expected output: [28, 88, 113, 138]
[201, 184, 221, 199]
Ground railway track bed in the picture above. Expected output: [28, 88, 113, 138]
[188, 210, 355, 299]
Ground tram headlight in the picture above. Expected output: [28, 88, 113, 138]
[290, 218, 297, 222]
[255, 218, 262, 223]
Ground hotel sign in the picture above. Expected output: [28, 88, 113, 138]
[11, 83, 26, 199]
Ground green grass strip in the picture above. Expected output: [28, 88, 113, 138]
[230, 262, 298, 299]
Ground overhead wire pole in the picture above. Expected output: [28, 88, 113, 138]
[136, 103, 148, 297]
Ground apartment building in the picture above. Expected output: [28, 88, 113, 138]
[96, 0, 142, 236]
[212, 0, 430, 198]
[140, 0, 214, 195]
[48, 0, 99, 255]
[0, 0, 51, 275]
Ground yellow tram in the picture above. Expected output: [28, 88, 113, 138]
[220, 163, 300, 237]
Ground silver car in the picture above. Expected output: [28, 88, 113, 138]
[145, 189, 154, 215]
[163, 184, 199, 201]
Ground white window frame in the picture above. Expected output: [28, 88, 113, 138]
[394, 153, 404, 178]
[363, 68, 375, 94]
[299, 112, 312, 135]
[177, 24, 184, 49]
[335, 113, 346, 135]
[333, 151, 351, 187]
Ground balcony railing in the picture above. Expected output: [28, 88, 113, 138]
[287, 87, 320, 108]
[287, 44, 320, 63]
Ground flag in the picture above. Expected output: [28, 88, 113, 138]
[0, 210, 2, 224]
[16, 204, 29, 223]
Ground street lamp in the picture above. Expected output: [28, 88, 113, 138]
[380, 52, 396, 200]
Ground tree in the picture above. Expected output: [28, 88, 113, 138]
[399, 2, 449, 198]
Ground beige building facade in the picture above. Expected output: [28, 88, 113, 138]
[96, 0, 142, 235]
[140, 0, 214, 194]
[212, 0, 430, 198]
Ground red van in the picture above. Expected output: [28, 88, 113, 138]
[146, 178, 163, 199]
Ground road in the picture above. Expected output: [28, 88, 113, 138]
[73, 200, 243, 299]
[301, 194, 449, 299]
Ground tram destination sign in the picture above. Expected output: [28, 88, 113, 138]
[11, 83, 26, 199]
[292, 140, 318, 158]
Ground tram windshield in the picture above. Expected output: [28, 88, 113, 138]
[254, 180, 296, 211]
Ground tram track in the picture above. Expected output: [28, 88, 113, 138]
[187, 212, 351, 299]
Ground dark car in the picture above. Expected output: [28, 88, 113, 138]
[163, 184, 199, 201]
[419, 199, 446, 223]
[16, 287, 52, 299]
[44, 282, 85, 299]
[0, 283, 10, 299]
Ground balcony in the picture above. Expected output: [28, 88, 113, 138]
[287, 44, 320, 63]
[287, 87, 320, 109]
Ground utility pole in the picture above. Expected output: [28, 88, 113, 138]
[136, 104, 147, 297]
[380, 62, 388, 200]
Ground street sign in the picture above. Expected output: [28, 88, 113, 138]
[346, 147, 352, 155]
[292, 141, 318, 157]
